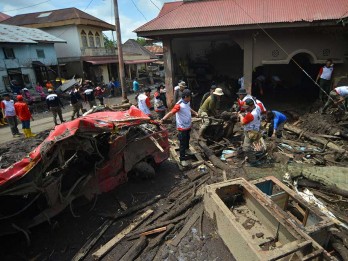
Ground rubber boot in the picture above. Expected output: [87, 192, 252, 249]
[27, 128, 36, 138]
[23, 129, 29, 138]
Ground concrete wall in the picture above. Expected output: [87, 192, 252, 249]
[0, 43, 59, 92]
[44, 25, 80, 59]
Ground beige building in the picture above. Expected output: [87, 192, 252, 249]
[136, 0, 348, 107]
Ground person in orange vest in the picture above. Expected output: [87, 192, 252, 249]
[14, 95, 36, 138]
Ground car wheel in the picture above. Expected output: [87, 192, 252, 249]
[133, 161, 155, 179]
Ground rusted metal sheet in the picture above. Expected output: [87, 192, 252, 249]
[251, 176, 334, 247]
[204, 178, 333, 260]
[136, 0, 348, 33]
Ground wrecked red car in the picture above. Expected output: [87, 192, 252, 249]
[0, 106, 169, 236]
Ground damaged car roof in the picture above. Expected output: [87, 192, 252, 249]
[0, 106, 151, 187]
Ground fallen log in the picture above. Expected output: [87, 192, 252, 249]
[92, 209, 153, 260]
[284, 124, 345, 154]
[120, 236, 148, 261]
[199, 141, 236, 173]
[331, 241, 348, 261]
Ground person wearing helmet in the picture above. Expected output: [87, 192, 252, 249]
[238, 98, 262, 166]
[137, 87, 152, 117]
[46, 89, 65, 126]
[1, 93, 21, 137]
[14, 95, 36, 138]
[198, 87, 224, 138]
[161, 89, 198, 167]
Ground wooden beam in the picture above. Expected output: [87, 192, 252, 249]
[92, 209, 153, 260]
[163, 38, 174, 108]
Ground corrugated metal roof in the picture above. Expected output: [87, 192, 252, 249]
[1, 7, 114, 30]
[122, 39, 157, 59]
[0, 24, 66, 44]
[144, 46, 164, 54]
[136, 0, 348, 33]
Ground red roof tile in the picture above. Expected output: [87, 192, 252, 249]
[136, 0, 348, 33]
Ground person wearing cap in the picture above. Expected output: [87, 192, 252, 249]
[46, 89, 65, 126]
[84, 86, 97, 109]
[70, 86, 83, 120]
[174, 81, 187, 103]
[198, 87, 224, 138]
[1, 94, 21, 137]
[238, 98, 262, 166]
[137, 87, 152, 117]
[236, 88, 255, 111]
[161, 89, 198, 167]
[266, 110, 287, 138]
[95, 86, 105, 105]
[14, 95, 36, 138]
[22, 88, 33, 104]
[200, 85, 217, 108]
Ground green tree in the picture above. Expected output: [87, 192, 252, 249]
[103, 33, 116, 48]
[136, 37, 147, 46]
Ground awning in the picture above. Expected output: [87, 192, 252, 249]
[85, 59, 118, 65]
[32, 61, 46, 66]
[124, 59, 158, 65]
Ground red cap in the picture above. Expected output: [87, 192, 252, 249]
[17, 95, 23, 101]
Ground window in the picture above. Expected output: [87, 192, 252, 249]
[36, 49, 45, 58]
[3, 48, 15, 59]
[81, 30, 88, 47]
[95, 32, 101, 47]
[88, 31, 95, 47]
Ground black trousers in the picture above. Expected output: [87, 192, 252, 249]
[178, 129, 190, 161]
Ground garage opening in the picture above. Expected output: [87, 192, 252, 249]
[252, 53, 321, 105]
[172, 35, 243, 109]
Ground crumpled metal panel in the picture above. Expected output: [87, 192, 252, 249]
[0, 106, 150, 187]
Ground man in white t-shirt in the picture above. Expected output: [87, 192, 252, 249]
[316, 59, 334, 102]
[321, 86, 348, 113]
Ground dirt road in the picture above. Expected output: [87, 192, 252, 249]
[0, 95, 136, 144]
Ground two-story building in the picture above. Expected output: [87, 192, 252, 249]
[0, 24, 65, 93]
[2, 8, 118, 84]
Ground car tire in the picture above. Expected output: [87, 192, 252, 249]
[133, 161, 156, 179]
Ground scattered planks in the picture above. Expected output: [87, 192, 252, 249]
[119, 236, 148, 261]
[284, 124, 346, 154]
[72, 195, 162, 261]
[92, 209, 154, 260]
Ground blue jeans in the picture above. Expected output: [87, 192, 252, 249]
[21, 120, 30, 129]
[178, 129, 191, 161]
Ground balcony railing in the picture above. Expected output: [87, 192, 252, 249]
[81, 47, 117, 57]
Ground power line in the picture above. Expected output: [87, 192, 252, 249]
[230, 0, 335, 103]
[149, 0, 160, 11]
[131, 0, 147, 21]
[1, 0, 51, 13]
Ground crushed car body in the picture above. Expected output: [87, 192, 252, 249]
[0, 106, 169, 236]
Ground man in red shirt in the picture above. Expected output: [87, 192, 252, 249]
[14, 95, 36, 138]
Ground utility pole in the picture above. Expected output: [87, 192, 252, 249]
[113, 0, 128, 102]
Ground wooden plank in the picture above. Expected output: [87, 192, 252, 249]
[140, 226, 167, 237]
[169, 206, 203, 247]
[92, 209, 153, 260]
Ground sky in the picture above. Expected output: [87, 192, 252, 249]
[0, 0, 177, 42]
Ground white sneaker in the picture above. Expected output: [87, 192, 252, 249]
[180, 160, 189, 167]
[185, 149, 194, 156]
